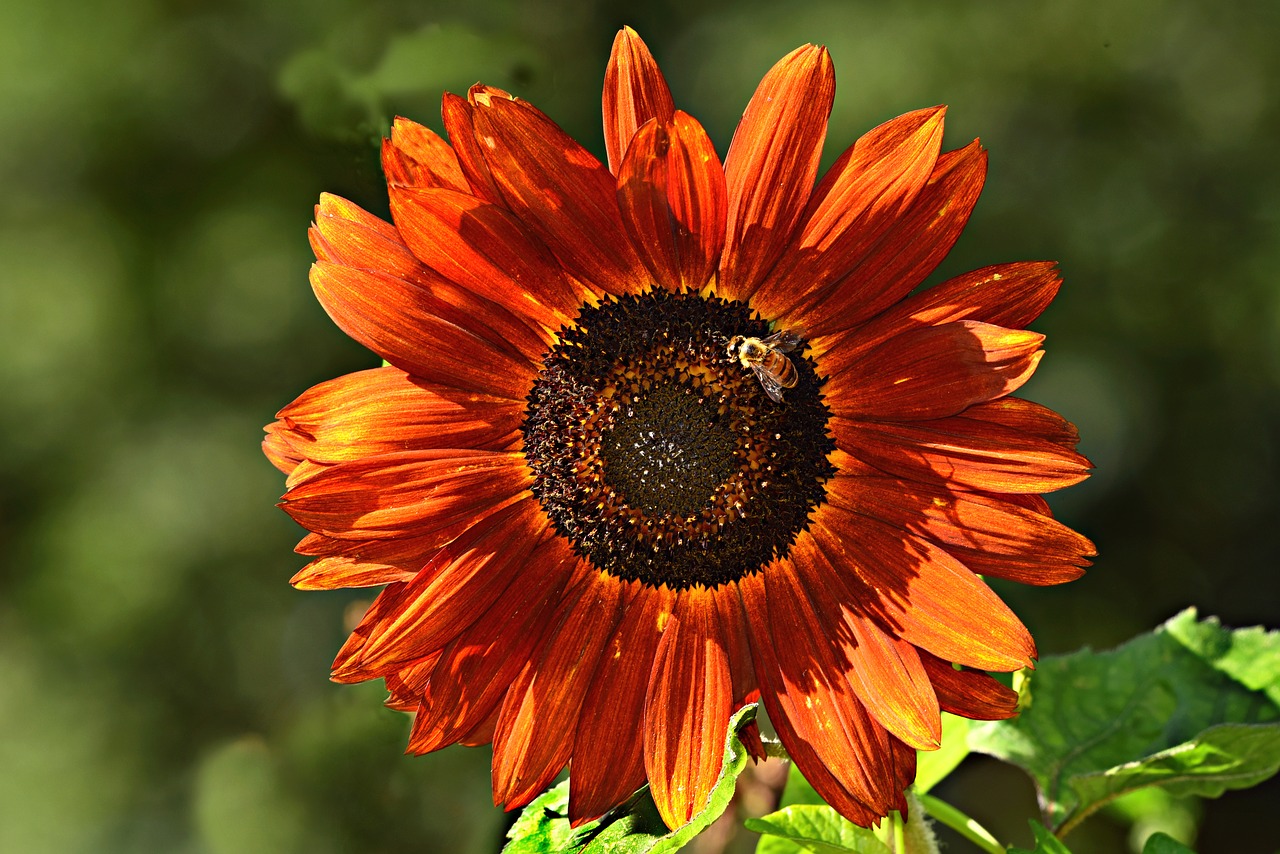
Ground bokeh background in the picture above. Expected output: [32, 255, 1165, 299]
[2, 0, 1278, 851]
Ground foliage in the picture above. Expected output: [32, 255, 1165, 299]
[969, 609, 1280, 836]
[503, 706, 758, 853]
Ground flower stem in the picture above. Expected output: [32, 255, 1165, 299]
[917, 793, 1004, 854]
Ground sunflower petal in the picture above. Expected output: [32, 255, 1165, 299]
[791, 538, 941, 750]
[407, 535, 577, 754]
[292, 528, 462, 582]
[492, 570, 628, 810]
[310, 193, 416, 273]
[828, 320, 1044, 421]
[831, 398, 1091, 493]
[918, 650, 1020, 721]
[719, 45, 834, 299]
[388, 185, 581, 328]
[271, 367, 523, 464]
[441, 92, 505, 204]
[289, 556, 418, 591]
[280, 449, 530, 540]
[569, 584, 673, 826]
[825, 474, 1095, 585]
[644, 587, 735, 828]
[741, 569, 901, 816]
[471, 88, 646, 295]
[337, 499, 550, 680]
[711, 585, 763, 760]
[309, 261, 538, 398]
[765, 713, 884, 827]
[817, 262, 1062, 377]
[617, 111, 727, 290]
[382, 117, 469, 191]
[603, 27, 675, 174]
[382, 652, 443, 706]
[752, 107, 945, 315]
[792, 140, 988, 337]
[262, 421, 304, 475]
[811, 506, 1037, 671]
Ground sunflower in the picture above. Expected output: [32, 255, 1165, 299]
[264, 28, 1094, 830]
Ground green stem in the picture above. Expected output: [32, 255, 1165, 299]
[892, 812, 906, 853]
[917, 793, 1004, 854]
[761, 737, 789, 760]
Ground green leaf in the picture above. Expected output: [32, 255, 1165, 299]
[913, 713, 970, 795]
[1162, 609, 1280, 707]
[1140, 832, 1197, 854]
[746, 804, 892, 854]
[969, 609, 1280, 833]
[1007, 820, 1073, 854]
[500, 780, 583, 854]
[501, 704, 758, 854]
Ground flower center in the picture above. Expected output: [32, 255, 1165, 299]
[521, 290, 834, 589]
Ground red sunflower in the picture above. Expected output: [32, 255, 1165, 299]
[265, 28, 1094, 830]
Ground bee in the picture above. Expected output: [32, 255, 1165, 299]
[727, 330, 803, 403]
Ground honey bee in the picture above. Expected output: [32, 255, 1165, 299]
[727, 330, 803, 403]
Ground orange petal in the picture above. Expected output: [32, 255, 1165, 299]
[383, 651, 443, 706]
[831, 398, 1091, 493]
[382, 117, 469, 191]
[644, 587, 735, 828]
[459, 706, 502, 747]
[740, 568, 902, 816]
[492, 570, 628, 810]
[310, 194, 549, 360]
[407, 535, 577, 754]
[281, 448, 529, 540]
[817, 262, 1062, 376]
[948, 548, 1087, 586]
[388, 185, 582, 328]
[271, 367, 523, 464]
[751, 107, 945, 312]
[603, 27, 675, 174]
[569, 584, 673, 826]
[766, 717, 884, 827]
[471, 88, 646, 295]
[310, 193, 416, 273]
[825, 474, 1095, 585]
[918, 650, 1020, 721]
[987, 492, 1054, 516]
[330, 583, 407, 682]
[791, 140, 988, 337]
[810, 506, 1037, 671]
[262, 421, 304, 475]
[309, 261, 538, 399]
[718, 45, 834, 299]
[339, 499, 550, 678]
[790, 539, 941, 750]
[711, 585, 766, 763]
[311, 186, 557, 378]
[827, 320, 1044, 421]
[292, 528, 472, 583]
[441, 92, 504, 204]
[617, 111, 727, 290]
[290, 556, 418, 591]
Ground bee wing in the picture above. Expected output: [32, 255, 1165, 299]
[752, 365, 787, 403]
[761, 330, 803, 353]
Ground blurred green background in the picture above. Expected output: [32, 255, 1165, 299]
[2, 0, 1277, 851]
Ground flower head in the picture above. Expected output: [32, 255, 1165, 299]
[265, 28, 1094, 829]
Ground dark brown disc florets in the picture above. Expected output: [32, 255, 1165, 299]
[521, 290, 834, 589]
